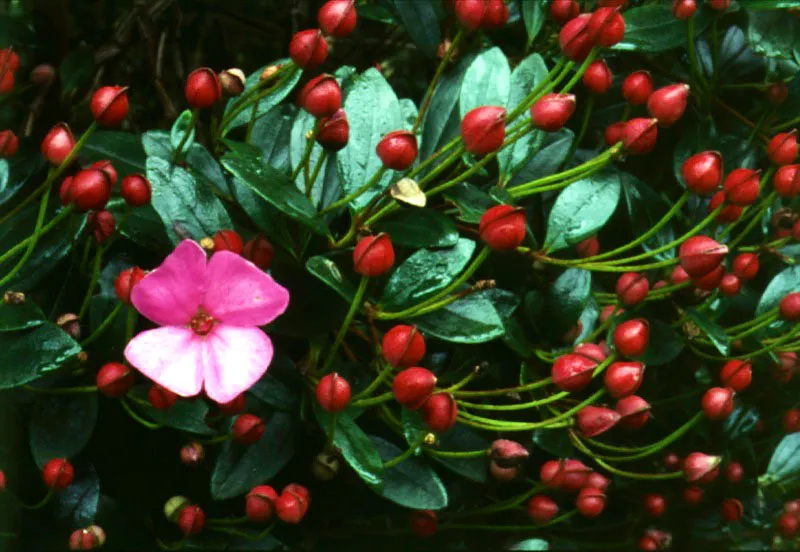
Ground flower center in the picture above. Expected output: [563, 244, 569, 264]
[190, 311, 215, 336]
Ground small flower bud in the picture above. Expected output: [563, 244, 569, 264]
[479, 205, 526, 250]
[376, 130, 418, 170]
[454, 0, 487, 30]
[604, 361, 645, 399]
[289, 29, 329, 70]
[575, 235, 599, 257]
[766, 82, 789, 105]
[164, 496, 191, 522]
[243, 235, 274, 270]
[180, 442, 205, 466]
[393, 367, 437, 410]
[90, 86, 129, 127]
[719, 273, 741, 297]
[483, 0, 510, 30]
[709, 191, 742, 223]
[353, 233, 395, 277]
[318, 0, 357, 37]
[678, 236, 728, 277]
[622, 70, 653, 105]
[681, 151, 722, 195]
[232, 413, 265, 444]
[780, 292, 800, 322]
[0, 69, 13, 94]
[276, 484, 310, 524]
[0, 48, 20, 72]
[69, 527, 104, 551]
[563, 460, 590, 491]
[672, 0, 697, 19]
[421, 393, 458, 433]
[96, 362, 134, 398]
[616, 272, 649, 306]
[316, 372, 352, 413]
[55, 313, 81, 340]
[723, 168, 761, 206]
[622, 118, 658, 155]
[721, 498, 743, 522]
[410, 509, 438, 537]
[559, 14, 594, 61]
[30, 63, 56, 87]
[120, 174, 152, 207]
[213, 229, 244, 254]
[552, 353, 596, 392]
[683, 452, 721, 484]
[489, 439, 529, 482]
[0, 130, 18, 158]
[246, 485, 278, 522]
[683, 485, 704, 505]
[527, 495, 559, 524]
[70, 169, 113, 212]
[461, 106, 507, 155]
[778, 512, 799, 537]
[316, 108, 350, 151]
[88, 209, 115, 244]
[216, 394, 246, 416]
[382, 325, 426, 368]
[692, 265, 724, 291]
[260, 65, 282, 81]
[587, 7, 625, 47]
[178, 504, 205, 536]
[550, 0, 580, 25]
[312, 452, 340, 481]
[185, 68, 222, 109]
[701, 387, 735, 420]
[114, 267, 145, 305]
[643, 493, 667, 517]
[616, 395, 651, 430]
[0, 469, 6, 491]
[720, 359, 752, 392]
[42, 458, 74, 490]
[725, 461, 743, 483]
[576, 487, 606, 518]
[148, 384, 179, 411]
[613, 319, 650, 358]
[298, 74, 342, 118]
[773, 164, 800, 197]
[605, 121, 626, 146]
[41, 123, 76, 166]
[647, 83, 690, 127]
[531, 93, 577, 131]
[219, 68, 246, 97]
[583, 60, 613, 94]
[768, 131, 798, 166]
[576, 406, 620, 438]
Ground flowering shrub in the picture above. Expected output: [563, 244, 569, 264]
[2, 0, 800, 549]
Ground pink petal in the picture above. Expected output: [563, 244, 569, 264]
[124, 326, 205, 397]
[131, 240, 207, 326]
[202, 324, 274, 403]
[202, 251, 290, 327]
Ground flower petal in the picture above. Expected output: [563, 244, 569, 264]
[132, 240, 206, 326]
[202, 324, 273, 403]
[124, 326, 205, 397]
[202, 251, 289, 327]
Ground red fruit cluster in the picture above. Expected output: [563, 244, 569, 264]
[559, 7, 625, 61]
[452, 0, 510, 31]
[0, 47, 20, 95]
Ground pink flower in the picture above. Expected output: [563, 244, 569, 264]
[124, 240, 289, 403]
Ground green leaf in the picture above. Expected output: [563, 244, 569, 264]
[375, 209, 459, 248]
[747, 10, 800, 59]
[543, 169, 621, 253]
[127, 387, 218, 435]
[83, 131, 146, 177]
[0, 299, 45, 332]
[59, 48, 94, 94]
[170, 109, 196, 156]
[337, 68, 402, 210]
[289, 109, 341, 209]
[211, 412, 295, 499]
[380, 238, 476, 310]
[546, 269, 591, 338]
[459, 47, 511, 119]
[638, 320, 684, 366]
[315, 405, 383, 488]
[509, 539, 550, 551]
[30, 394, 97, 468]
[369, 435, 448, 509]
[306, 252, 359, 303]
[411, 292, 505, 344]
[248, 374, 298, 411]
[510, 129, 574, 188]
[522, 2, 546, 46]
[533, 428, 574, 457]
[674, 126, 756, 184]
[146, 156, 232, 244]
[429, 424, 490, 483]
[757, 265, 800, 316]
[724, 405, 760, 440]
[392, 0, 441, 57]
[250, 104, 295, 172]
[223, 61, 303, 131]
[0, 324, 80, 389]
[222, 141, 329, 236]
[0, 154, 45, 207]
[685, 308, 731, 356]
[613, 4, 712, 53]
[766, 433, 800, 484]
[741, 0, 800, 8]
[444, 182, 495, 224]
[56, 467, 100, 527]
[620, 172, 676, 260]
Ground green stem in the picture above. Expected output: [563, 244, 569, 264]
[562, 95, 595, 167]
[77, 246, 103, 320]
[0, 186, 50, 289]
[0, 205, 74, 267]
[79, 302, 124, 347]
[440, 510, 578, 532]
[352, 362, 394, 401]
[320, 276, 369, 374]
[219, 64, 296, 133]
[22, 385, 97, 395]
[560, 49, 599, 94]
[306, 151, 329, 200]
[351, 391, 394, 408]
[452, 377, 552, 398]
[424, 448, 487, 459]
[384, 434, 425, 469]
[172, 109, 199, 163]
[507, 58, 570, 122]
[687, 16, 709, 95]
[509, 145, 619, 197]
[245, 98, 261, 143]
[321, 167, 386, 215]
[121, 398, 164, 430]
[413, 30, 464, 134]
[293, 120, 320, 184]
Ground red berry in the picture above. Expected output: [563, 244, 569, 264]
[41, 123, 76, 166]
[774, 164, 800, 197]
[316, 109, 350, 151]
[376, 130, 418, 170]
[683, 452, 721, 484]
[393, 367, 437, 410]
[461, 106, 506, 155]
[701, 387, 735, 420]
[246, 485, 278, 523]
[672, 0, 697, 19]
[243, 235, 274, 270]
[527, 495, 559, 524]
[681, 151, 723, 195]
[780, 292, 800, 322]
[550, 0, 580, 25]
[622, 71, 653, 105]
[616, 395, 651, 430]
[30, 64, 56, 88]
[185, 68, 222, 109]
[96, 362, 134, 398]
[531, 93, 576, 131]
[353, 233, 395, 277]
[643, 493, 667, 517]
[683, 485, 704, 506]
[695, 269, 723, 292]
[298, 74, 342, 118]
[454, 0, 487, 30]
[42, 458, 74, 489]
[490, 439, 529, 482]
[178, 505, 205, 536]
[562, 459, 592, 492]
[382, 325, 426, 368]
[318, 0, 357, 38]
[0, 129, 18, 158]
[574, 342, 607, 363]
[410, 510, 437, 537]
[583, 60, 612, 94]
[0, 69, 14, 94]
[551, 353, 597, 392]
[0, 48, 20, 72]
[721, 498, 743, 522]
[540, 460, 565, 488]
[483, 0, 510, 30]
[90, 86, 129, 127]
[622, 118, 658, 154]
[663, 452, 681, 470]
[89, 160, 117, 186]
[719, 273, 741, 297]
[576, 487, 606, 518]
[599, 304, 624, 324]
[559, 14, 594, 61]
[114, 266, 145, 304]
[785, 408, 800, 433]
[70, 169, 112, 212]
[605, 121, 626, 146]
[613, 319, 650, 358]
[767, 82, 789, 105]
[276, 484, 310, 524]
[479, 205, 526, 250]
[316, 372, 352, 413]
[723, 168, 761, 206]
[576, 406, 620, 438]
[679, 236, 728, 278]
[68, 527, 106, 550]
[732, 253, 759, 280]
[794, 219, 800, 241]
[148, 385, 178, 410]
[709, 191, 742, 223]
[778, 512, 799, 537]
[616, 272, 649, 306]
[118, 173, 152, 207]
[768, 131, 798, 166]
[775, 353, 797, 384]
[0, 469, 5, 491]
[587, 7, 625, 48]
[725, 462, 743, 484]
[720, 359, 752, 392]
[647, 83, 690, 127]
[232, 414, 265, 444]
[604, 361, 645, 399]
[585, 472, 611, 491]
[289, 29, 329, 69]
[575, 235, 600, 257]
[88, 209, 115, 244]
[421, 393, 458, 432]
[709, 0, 730, 9]
[213, 230, 244, 254]
[217, 394, 247, 416]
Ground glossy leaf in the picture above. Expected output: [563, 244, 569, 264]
[126, 386, 217, 435]
[747, 10, 800, 59]
[83, 131, 146, 177]
[444, 182, 495, 224]
[621, 172, 676, 260]
[430, 424, 490, 483]
[250, 104, 295, 172]
[638, 320, 685, 366]
[521, 2, 546, 46]
[766, 433, 800, 484]
[685, 308, 731, 356]
[509, 539, 550, 551]
[369, 435, 448, 509]
[546, 269, 592, 339]
[391, 0, 441, 57]
[315, 405, 383, 489]
[375, 208, 459, 248]
[0, 324, 80, 389]
[290, 108, 342, 209]
[459, 47, 511, 119]
[0, 299, 45, 332]
[223, 61, 303, 131]
[411, 292, 505, 344]
[56, 467, 100, 527]
[757, 265, 800, 316]
[30, 393, 98, 468]
[533, 428, 574, 458]
[306, 252, 359, 303]
[613, 4, 712, 53]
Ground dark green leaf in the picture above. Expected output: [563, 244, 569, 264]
[533, 428, 574, 457]
[543, 169, 621, 253]
[249, 374, 297, 411]
[211, 412, 295, 499]
[509, 538, 550, 551]
[522, 2, 546, 46]
[392, 0, 441, 57]
[444, 182, 495, 224]
[766, 433, 800, 484]
[56, 467, 99, 527]
[621, 173, 676, 260]
[674, 126, 756, 184]
[509, 129, 574, 188]
[380, 238, 476, 309]
[638, 320, 684, 366]
[315, 405, 383, 488]
[143, 131, 227, 193]
[459, 47, 511, 118]
[0, 299, 45, 332]
[375, 208, 459, 248]
[59, 48, 94, 94]
[369, 435, 448, 509]
[306, 252, 358, 303]
[546, 269, 591, 338]
[250, 104, 295, 172]
[747, 10, 800, 59]
[289, 109, 341, 209]
[411, 292, 505, 344]
[613, 4, 712, 53]
[170, 109, 196, 156]
[127, 387, 217, 435]
[757, 266, 800, 316]
[429, 424, 490, 483]
[685, 308, 731, 356]
[485, 288, 521, 321]
[337, 68, 402, 210]
[83, 132, 146, 177]
[724, 405, 759, 440]
[0, 324, 80, 389]
[223, 62, 303, 131]
[30, 393, 97, 468]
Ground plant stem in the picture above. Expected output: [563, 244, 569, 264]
[0, 186, 50, 289]
[321, 167, 386, 215]
[413, 30, 464, 134]
[384, 434, 425, 469]
[172, 109, 199, 163]
[320, 276, 369, 374]
[80, 302, 124, 347]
